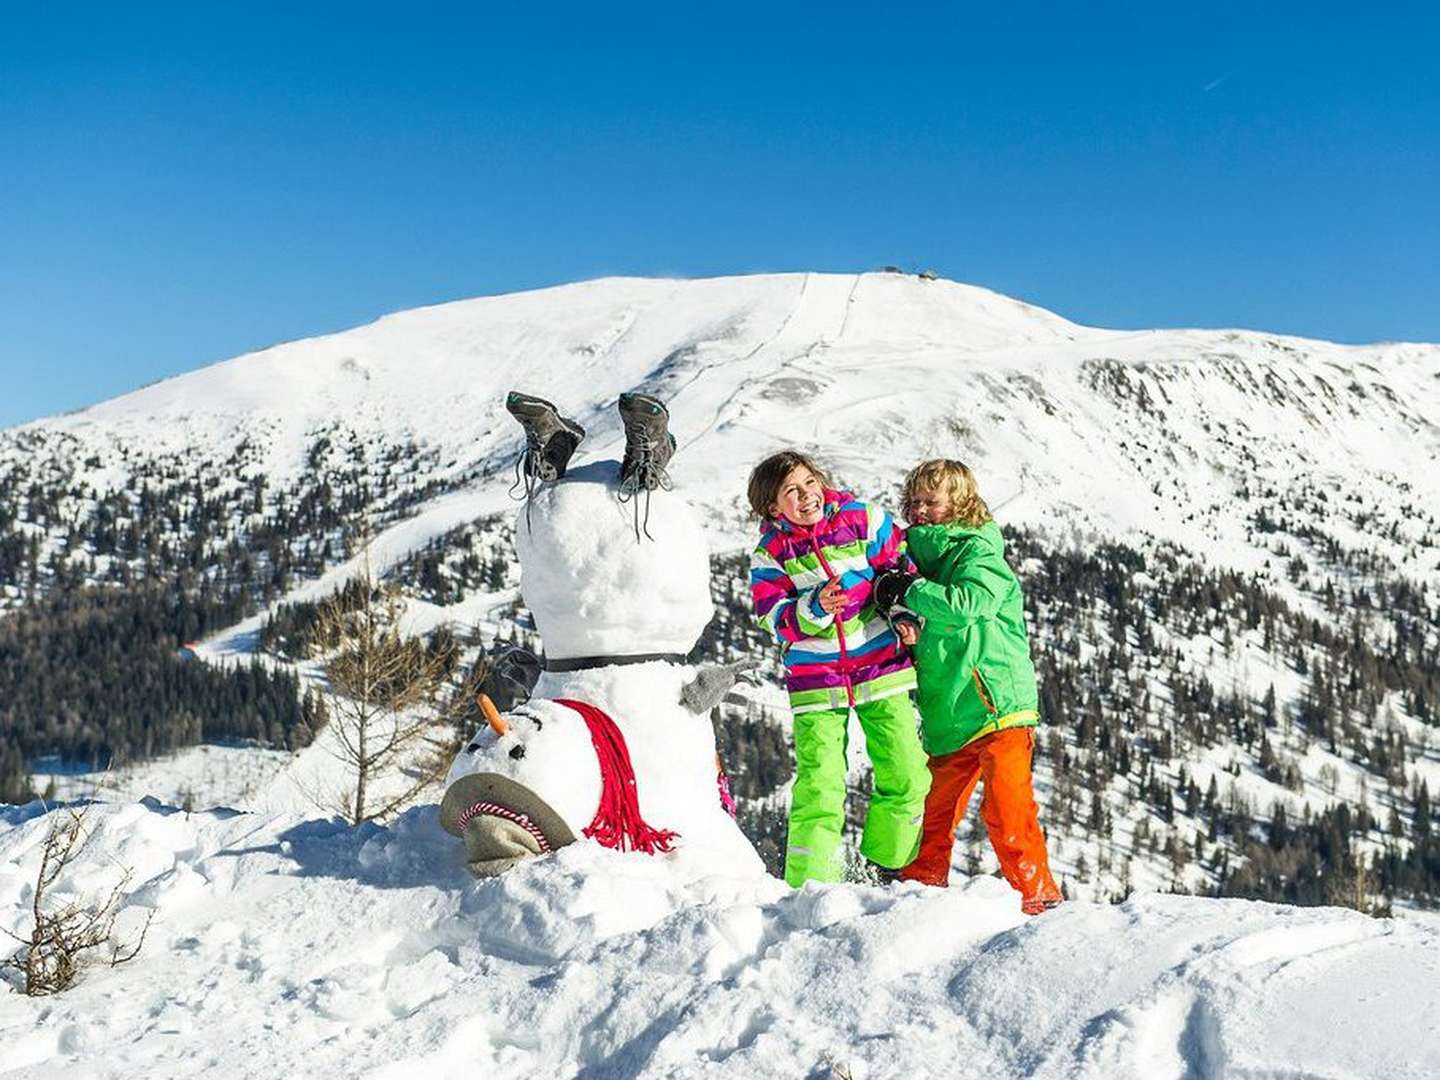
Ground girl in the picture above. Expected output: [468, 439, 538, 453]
[875, 459, 1061, 912]
[747, 450, 930, 887]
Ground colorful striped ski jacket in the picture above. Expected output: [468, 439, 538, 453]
[749, 490, 916, 714]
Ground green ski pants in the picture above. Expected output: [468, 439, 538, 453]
[784, 693, 931, 887]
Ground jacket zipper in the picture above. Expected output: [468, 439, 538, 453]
[972, 667, 1000, 717]
[807, 527, 855, 707]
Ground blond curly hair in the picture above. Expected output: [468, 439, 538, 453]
[902, 459, 992, 527]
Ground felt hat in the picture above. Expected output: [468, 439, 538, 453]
[439, 772, 577, 852]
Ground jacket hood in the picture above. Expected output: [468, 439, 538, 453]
[906, 518, 1005, 564]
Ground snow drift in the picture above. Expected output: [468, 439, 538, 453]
[2, 799, 1437, 1078]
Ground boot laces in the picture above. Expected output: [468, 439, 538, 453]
[617, 426, 673, 542]
[507, 429, 556, 530]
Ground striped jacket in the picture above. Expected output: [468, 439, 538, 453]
[749, 490, 916, 714]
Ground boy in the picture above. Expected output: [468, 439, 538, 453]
[872, 459, 1062, 913]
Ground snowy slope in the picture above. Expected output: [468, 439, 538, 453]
[4, 270, 1438, 905]
[4, 275, 1440, 1077]
[3, 798, 1437, 1079]
[12, 272, 1439, 578]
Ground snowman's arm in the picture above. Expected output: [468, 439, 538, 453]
[680, 658, 760, 714]
[750, 545, 833, 643]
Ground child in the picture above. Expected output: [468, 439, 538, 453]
[747, 450, 931, 887]
[873, 459, 1062, 913]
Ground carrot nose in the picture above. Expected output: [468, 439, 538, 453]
[477, 693, 508, 736]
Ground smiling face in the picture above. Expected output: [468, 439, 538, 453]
[769, 465, 826, 527]
[906, 486, 954, 526]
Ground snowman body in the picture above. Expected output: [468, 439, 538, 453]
[445, 460, 762, 875]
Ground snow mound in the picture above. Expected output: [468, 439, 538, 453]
[3, 800, 1437, 1078]
[514, 458, 714, 660]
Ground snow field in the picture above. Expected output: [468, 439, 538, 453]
[5, 271, 1440, 1077]
[3, 798, 1438, 1079]
[30, 742, 295, 811]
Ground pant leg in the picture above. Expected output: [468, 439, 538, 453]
[784, 705, 850, 887]
[854, 694, 932, 868]
[977, 728, 1060, 902]
[900, 741, 983, 886]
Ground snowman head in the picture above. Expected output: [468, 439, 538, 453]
[514, 460, 714, 661]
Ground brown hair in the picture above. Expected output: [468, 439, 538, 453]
[903, 459, 992, 527]
[747, 450, 832, 519]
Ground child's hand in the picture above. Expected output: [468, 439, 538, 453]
[895, 621, 919, 647]
[818, 579, 845, 614]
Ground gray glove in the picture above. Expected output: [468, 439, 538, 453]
[679, 658, 760, 715]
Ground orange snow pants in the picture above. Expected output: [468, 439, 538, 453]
[900, 727, 1060, 907]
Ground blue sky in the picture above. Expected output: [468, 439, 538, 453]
[2, 3, 1437, 428]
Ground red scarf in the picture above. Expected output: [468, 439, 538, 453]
[554, 698, 678, 855]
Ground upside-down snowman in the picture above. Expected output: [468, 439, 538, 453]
[440, 391, 764, 877]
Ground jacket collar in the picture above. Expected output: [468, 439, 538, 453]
[907, 518, 1003, 559]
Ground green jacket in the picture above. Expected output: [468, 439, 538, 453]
[902, 520, 1040, 756]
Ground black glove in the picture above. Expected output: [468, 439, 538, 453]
[483, 646, 542, 710]
[871, 568, 917, 613]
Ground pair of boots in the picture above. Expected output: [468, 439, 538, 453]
[506, 390, 676, 537]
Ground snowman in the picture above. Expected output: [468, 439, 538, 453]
[439, 391, 764, 878]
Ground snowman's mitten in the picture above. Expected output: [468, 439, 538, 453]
[680, 658, 761, 715]
[461, 815, 547, 877]
[483, 646, 542, 709]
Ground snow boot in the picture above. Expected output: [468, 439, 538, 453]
[616, 392, 676, 541]
[865, 860, 905, 885]
[1021, 886, 1064, 916]
[507, 391, 585, 483]
[506, 391, 585, 526]
[1021, 896, 1063, 916]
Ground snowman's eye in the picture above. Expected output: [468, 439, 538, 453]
[509, 744, 526, 760]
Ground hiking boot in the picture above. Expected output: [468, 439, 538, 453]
[616, 392, 676, 541]
[617, 392, 676, 493]
[506, 391, 585, 482]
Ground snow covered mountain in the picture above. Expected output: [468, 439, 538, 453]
[5, 273, 1439, 879]
[4, 271, 1440, 1076]
[11, 271, 1440, 570]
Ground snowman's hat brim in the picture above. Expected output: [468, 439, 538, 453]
[439, 772, 577, 850]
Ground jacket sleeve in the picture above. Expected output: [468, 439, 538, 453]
[852, 504, 910, 587]
[816, 504, 915, 619]
[903, 540, 1011, 625]
[865, 504, 911, 575]
[750, 545, 835, 643]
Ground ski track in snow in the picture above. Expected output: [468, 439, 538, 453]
[2, 800, 1438, 1079]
